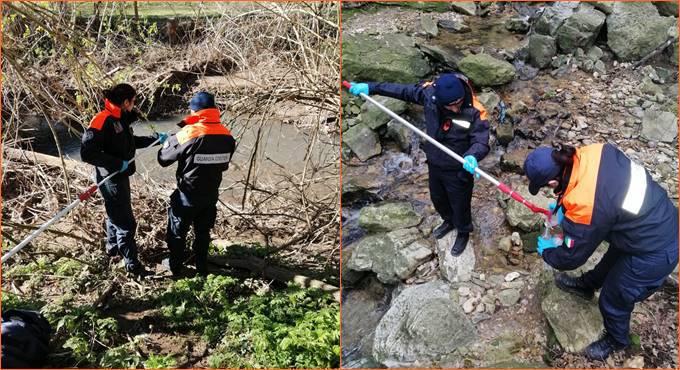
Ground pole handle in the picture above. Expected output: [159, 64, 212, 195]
[497, 183, 550, 216]
[78, 185, 99, 201]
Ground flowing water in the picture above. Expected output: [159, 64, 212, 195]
[24, 114, 336, 204]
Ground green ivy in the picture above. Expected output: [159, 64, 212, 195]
[158, 276, 339, 368]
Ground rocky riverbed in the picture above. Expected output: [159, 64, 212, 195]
[341, 2, 678, 368]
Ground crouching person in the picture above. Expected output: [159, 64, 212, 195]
[157, 92, 236, 276]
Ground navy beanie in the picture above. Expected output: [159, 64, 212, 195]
[433, 74, 465, 106]
[189, 92, 216, 111]
[524, 147, 562, 195]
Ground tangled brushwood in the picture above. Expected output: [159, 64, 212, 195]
[2, 1, 340, 274]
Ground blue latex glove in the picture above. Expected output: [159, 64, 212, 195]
[463, 155, 480, 179]
[548, 202, 564, 224]
[537, 236, 560, 256]
[120, 160, 129, 172]
[158, 132, 169, 144]
[349, 82, 369, 96]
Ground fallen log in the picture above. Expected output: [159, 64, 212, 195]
[3, 147, 89, 175]
[208, 254, 340, 302]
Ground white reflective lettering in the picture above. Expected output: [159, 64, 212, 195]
[194, 153, 231, 164]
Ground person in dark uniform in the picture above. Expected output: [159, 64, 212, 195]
[157, 92, 236, 276]
[348, 73, 490, 256]
[525, 143, 678, 360]
[81, 83, 167, 274]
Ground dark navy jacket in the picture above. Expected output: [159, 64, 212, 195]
[366, 74, 490, 170]
[544, 143, 679, 270]
[158, 108, 236, 207]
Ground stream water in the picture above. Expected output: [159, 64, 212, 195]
[25, 114, 336, 204]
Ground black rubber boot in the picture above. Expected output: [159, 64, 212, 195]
[125, 261, 150, 277]
[433, 221, 454, 239]
[584, 332, 627, 361]
[555, 272, 595, 300]
[450, 232, 469, 256]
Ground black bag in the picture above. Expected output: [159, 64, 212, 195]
[2, 309, 52, 368]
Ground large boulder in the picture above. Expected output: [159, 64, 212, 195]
[360, 96, 408, 130]
[358, 201, 423, 232]
[344, 123, 382, 161]
[458, 53, 516, 86]
[641, 109, 678, 143]
[436, 229, 475, 283]
[342, 34, 432, 83]
[539, 271, 603, 352]
[373, 280, 476, 367]
[501, 180, 552, 232]
[555, 7, 606, 52]
[528, 34, 557, 69]
[606, 2, 676, 61]
[346, 228, 433, 284]
[533, 3, 578, 36]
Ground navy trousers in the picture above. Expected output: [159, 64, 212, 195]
[428, 165, 474, 233]
[98, 174, 139, 270]
[166, 190, 217, 275]
[581, 241, 678, 346]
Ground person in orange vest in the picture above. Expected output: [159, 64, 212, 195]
[348, 73, 490, 256]
[524, 143, 678, 360]
[81, 83, 168, 274]
[157, 92, 236, 276]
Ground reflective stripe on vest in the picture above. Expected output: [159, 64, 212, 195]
[561, 143, 604, 225]
[621, 160, 647, 215]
